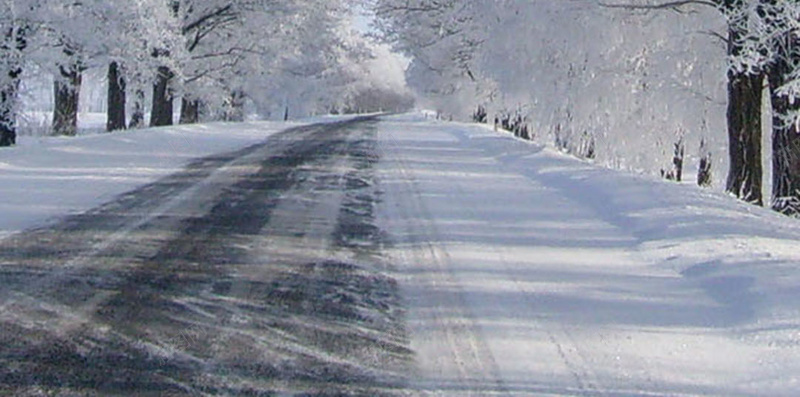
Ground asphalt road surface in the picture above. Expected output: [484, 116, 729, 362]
[3, 114, 783, 396]
[0, 117, 411, 396]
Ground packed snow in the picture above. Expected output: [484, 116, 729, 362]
[376, 113, 800, 395]
[0, 115, 352, 240]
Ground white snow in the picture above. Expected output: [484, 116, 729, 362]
[4, 112, 800, 394]
[376, 113, 800, 395]
[0, 116, 350, 240]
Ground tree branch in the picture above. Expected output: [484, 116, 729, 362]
[599, 0, 717, 11]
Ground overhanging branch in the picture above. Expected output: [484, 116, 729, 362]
[599, 0, 717, 10]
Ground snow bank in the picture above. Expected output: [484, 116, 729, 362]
[0, 117, 349, 239]
[379, 113, 800, 394]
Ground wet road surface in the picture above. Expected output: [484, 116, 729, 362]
[0, 117, 411, 396]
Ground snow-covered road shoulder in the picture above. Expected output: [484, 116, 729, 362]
[0, 119, 342, 239]
[377, 113, 800, 395]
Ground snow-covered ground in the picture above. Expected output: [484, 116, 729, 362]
[4, 112, 800, 394]
[377, 113, 800, 395]
[0, 115, 351, 240]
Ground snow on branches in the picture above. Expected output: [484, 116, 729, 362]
[373, 0, 800, 214]
[373, 0, 723, 179]
[0, 0, 410, 145]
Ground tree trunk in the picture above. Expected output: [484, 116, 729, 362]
[129, 89, 146, 129]
[724, 18, 764, 205]
[180, 97, 200, 124]
[769, 64, 800, 215]
[106, 62, 126, 132]
[0, 77, 20, 147]
[52, 65, 82, 136]
[150, 66, 174, 127]
[224, 90, 245, 122]
[697, 138, 713, 187]
[725, 71, 764, 205]
[1, 27, 25, 147]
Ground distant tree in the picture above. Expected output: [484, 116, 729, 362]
[662, 136, 685, 182]
[0, 24, 26, 146]
[106, 61, 126, 132]
[150, 1, 182, 127]
[375, 0, 800, 214]
[3, 0, 403, 139]
[698, 138, 713, 187]
[51, 44, 84, 136]
[0, 0, 38, 147]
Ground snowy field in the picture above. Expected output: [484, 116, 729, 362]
[0, 114, 351, 240]
[377, 113, 800, 395]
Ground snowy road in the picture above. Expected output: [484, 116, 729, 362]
[376, 115, 800, 396]
[0, 117, 410, 395]
[4, 114, 800, 395]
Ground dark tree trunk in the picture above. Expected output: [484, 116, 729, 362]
[724, 18, 764, 205]
[765, 14, 800, 215]
[180, 97, 200, 124]
[725, 71, 764, 204]
[129, 89, 146, 129]
[106, 62, 126, 132]
[0, 76, 20, 147]
[698, 139, 713, 187]
[148, 1, 178, 127]
[150, 66, 174, 127]
[769, 63, 800, 215]
[673, 137, 685, 182]
[1, 27, 25, 147]
[52, 65, 82, 136]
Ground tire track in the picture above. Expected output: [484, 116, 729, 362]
[0, 117, 411, 396]
[376, 126, 509, 395]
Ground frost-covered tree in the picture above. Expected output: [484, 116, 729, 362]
[0, 0, 184, 137]
[600, 1, 800, 212]
[237, 1, 408, 119]
[41, 2, 93, 136]
[1, 1, 407, 144]
[760, 2, 800, 214]
[374, 1, 723, 167]
[717, 1, 769, 205]
[373, 0, 489, 115]
[0, 26, 26, 146]
[0, 2, 38, 146]
[372, 0, 800, 214]
[96, 0, 184, 131]
[153, 0, 368, 123]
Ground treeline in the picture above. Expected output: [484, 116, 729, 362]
[373, 1, 800, 216]
[0, 0, 408, 146]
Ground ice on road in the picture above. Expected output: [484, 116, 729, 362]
[377, 114, 800, 396]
